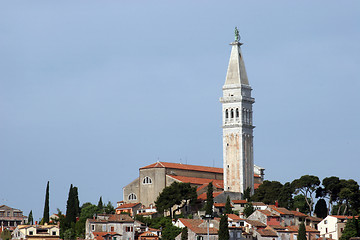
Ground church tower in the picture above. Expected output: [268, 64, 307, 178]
[220, 29, 255, 195]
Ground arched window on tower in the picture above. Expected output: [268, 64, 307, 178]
[142, 176, 153, 184]
[236, 108, 239, 119]
[225, 109, 229, 119]
[231, 109, 234, 118]
[128, 193, 137, 201]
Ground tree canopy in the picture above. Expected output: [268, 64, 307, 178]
[155, 182, 197, 218]
[205, 182, 214, 216]
[218, 214, 229, 240]
[292, 175, 320, 215]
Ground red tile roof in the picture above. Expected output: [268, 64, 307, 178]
[178, 218, 218, 235]
[214, 203, 228, 208]
[141, 162, 223, 174]
[197, 191, 223, 200]
[290, 210, 307, 217]
[92, 232, 121, 240]
[167, 175, 224, 188]
[116, 203, 141, 209]
[245, 220, 267, 228]
[268, 205, 294, 215]
[258, 210, 279, 217]
[227, 214, 244, 221]
[254, 183, 261, 189]
[257, 228, 278, 237]
[286, 225, 319, 233]
[232, 200, 247, 204]
[330, 215, 359, 219]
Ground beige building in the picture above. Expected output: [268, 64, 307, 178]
[11, 224, 60, 240]
[123, 161, 264, 207]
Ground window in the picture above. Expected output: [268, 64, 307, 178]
[225, 109, 229, 119]
[128, 193, 137, 201]
[125, 227, 133, 232]
[29, 231, 33, 236]
[102, 224, 106, 231]
[111, 226, 114, 232]
[52, 231, 57, 236]
[324, 220, 327, 224]
[236, 108, 239, 118]
[293, 234, 297, 240]
[142, 176, 152, 184]
[231, 109, 234, 118]
[91, 225, 95, 231]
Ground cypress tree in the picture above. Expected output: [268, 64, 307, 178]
[314, 199, 328, 219]
[65, 185, 76, 228]
[298, 222, 306, 240]
[225, 196, 232, 214]
[205, 182, 214, 215]
[218, 214, 229, 240]
[43, 181, 50, 224]
[28, 210, 33, 225]
[73, 186, 80, 217]
[98, 197, 103, 212]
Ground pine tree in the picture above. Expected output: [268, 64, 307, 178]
[218, 214, 229, 240]
[43, 181, 50, 224]
[205, 182, 214, 216]
[28, 210, 34, 225]
[340, 217, 360, 240]
[298, 222, 306, 240]
[181, 227, 188, 240]
[225, 196, 232, 214]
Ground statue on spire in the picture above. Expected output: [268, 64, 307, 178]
[234, 27, 240, 42]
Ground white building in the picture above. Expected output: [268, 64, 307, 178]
[318, 215, 351, 240]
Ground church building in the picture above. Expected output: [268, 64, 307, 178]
[122, 32, 263, 207]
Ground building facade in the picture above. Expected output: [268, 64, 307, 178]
[0, 205, 27, 228]
[220, 35, 255, 195]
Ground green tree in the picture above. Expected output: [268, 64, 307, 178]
[298, 222, 306, 240]
[218, 214, 229, 240]
[225, 196, 233, 214]
[43, 181, 50, 224]
[243, 203, 254, 218]
[0, 228, 11, 240]
[75, 202, 99, 238]
[155, 182, 197, 218]
[243, 187, 251, 201]
[27, 210, 34, 225]
[57, 209, 66, 239]
[104, 201, 115, 214]
[293, 195, 311, 214]
[279, 182, 294, 209]
[181, 227, 188, 240]
[292, 175, 320, 215]
[64, 184, 80, 239]
[251, 180, 284, 205]
[97, 197, 103, 212]
[340, 217, 360, 240]
[161, 221, 182, 240]
[314, 199, 328, 218]
[205, 182, 214, 216]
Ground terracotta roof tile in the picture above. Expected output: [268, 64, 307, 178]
[257, 228, 278, 237]
[286, 225, 319, 233]
[116, 203, 141, 209]
[232, 200, 247, 204]
[198, 191, 223, 200]
[268, 205, 294, 215]
[258, 210, 279, 217]
[141, 162, 223, 174]
[167, 175, 224, 188]
[178, 218, 218, 235]
[290, 210, 307, 217]
[245, 220, 267, 227]
[227, 214, 244, 221]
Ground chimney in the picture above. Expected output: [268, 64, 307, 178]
[275, 200, 279, 207]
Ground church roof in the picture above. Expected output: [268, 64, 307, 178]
[224, 42, 249, 86]
[140, 161, 223, 174]
[167, 175, 223, 188]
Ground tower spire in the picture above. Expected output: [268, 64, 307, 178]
[224, 31, 249, 86]
[220, 30, 255, 195]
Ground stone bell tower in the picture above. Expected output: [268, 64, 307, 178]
[220, 28, 255, 195]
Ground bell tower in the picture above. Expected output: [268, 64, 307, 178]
[220, 28, 255, 195]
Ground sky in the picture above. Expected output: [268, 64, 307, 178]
[0, 1, 359, 221]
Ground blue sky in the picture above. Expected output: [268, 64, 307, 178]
[0, 1, 359, 220]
